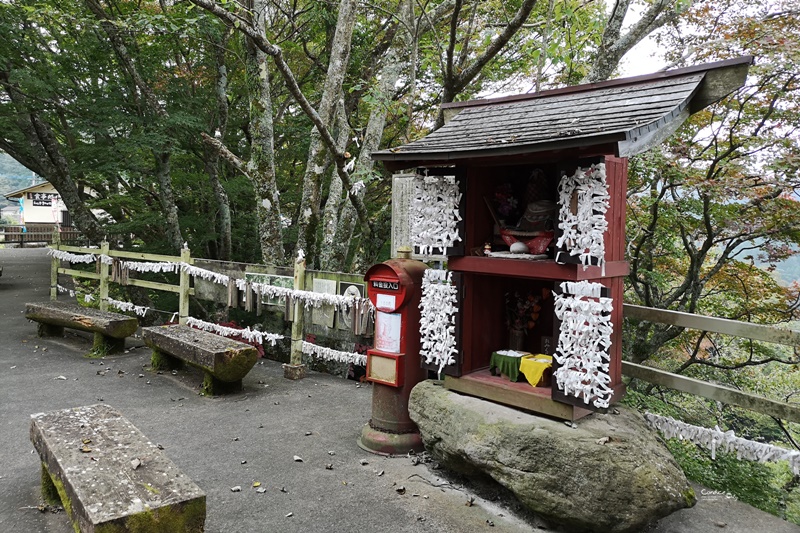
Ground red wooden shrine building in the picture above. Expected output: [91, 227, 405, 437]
[372, 57, 752, 421]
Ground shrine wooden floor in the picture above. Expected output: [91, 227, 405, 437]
[443, 368, 592, 421]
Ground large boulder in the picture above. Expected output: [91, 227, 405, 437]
[408, 380, 695, 533]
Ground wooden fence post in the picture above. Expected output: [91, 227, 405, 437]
[179, 246, 191, 325]
[50, 241, 59, 302]
[284, 255, 307, 380]
[98, 241, 109, 311]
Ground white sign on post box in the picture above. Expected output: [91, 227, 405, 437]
[376, 293, 396, 312]
[375, 311, 401, 353]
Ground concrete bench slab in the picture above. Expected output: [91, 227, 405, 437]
[26, 301, 139, 354]
[143, 324, 258, 395]
[30, 404, 205, 533]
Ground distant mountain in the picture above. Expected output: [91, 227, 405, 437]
[777, 254, 800, 286]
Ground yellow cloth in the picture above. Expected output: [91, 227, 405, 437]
[519, 354, 553, 387]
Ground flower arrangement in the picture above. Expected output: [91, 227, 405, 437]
[494, 183, 518, 218]
[505, 290, 544, 332]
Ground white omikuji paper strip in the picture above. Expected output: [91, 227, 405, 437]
[556, 163, 610, 273]
[645, 412, 800, 475]
[301, 341, 366, 366]
[121, 260, 180, 274]
[233, 277, 373, 313]
[419, 269, 459, 373]
[49, 252, 374, 314]
[56, 284, 77, 297]
[411, 174, 463, 257]
[186, 317, 284, 346]
[553, 280, 614, 408]
[48, 249, 97, 264]
[106, 297, 149, 317]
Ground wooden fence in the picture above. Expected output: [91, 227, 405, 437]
[49, 243, 369, 369]
[622, 304, 800, 423]
[49, 242, 800, 423]
[1, 225, 82, 246]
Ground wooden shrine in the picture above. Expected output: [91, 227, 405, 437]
[372, 57, 752, 421]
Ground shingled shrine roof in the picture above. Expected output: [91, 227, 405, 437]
[372, 57, 752, 167]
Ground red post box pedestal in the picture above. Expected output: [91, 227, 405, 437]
[358, 252, 428, 455]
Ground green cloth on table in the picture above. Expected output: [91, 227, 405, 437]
[489, 351, 529, 382]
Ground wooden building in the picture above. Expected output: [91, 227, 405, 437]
[372, 57, 752, 420]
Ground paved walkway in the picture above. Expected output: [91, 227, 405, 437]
[0, 247, 798, 533]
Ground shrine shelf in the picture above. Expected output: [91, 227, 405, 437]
[447, 256, 630, 281]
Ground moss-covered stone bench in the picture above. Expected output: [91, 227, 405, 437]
[25, 301, 139, 355]
[143, 324, 258, 395]
[30, 404, 206, 533]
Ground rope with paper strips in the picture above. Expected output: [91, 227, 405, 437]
[419, 269, 459, 374]
[553, 280, 613, 409]
[301, 341, 366, 366]
[411, 174, 462, 256]
[556, 163, 609, 273]
[645, 412, 800, 475]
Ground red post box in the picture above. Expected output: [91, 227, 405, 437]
[358, 251, 428, 455]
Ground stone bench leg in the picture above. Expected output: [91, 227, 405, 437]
[37, 323, 64, 338]
[93, 333, 125, 355]
[40, 463, 62, 507]
[202, 373, 243, 396]
[151, 349, 184, 372]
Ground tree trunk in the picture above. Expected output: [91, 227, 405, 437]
[583, 0, 681, 83]
[323, 37, 409, 271]
[85, 0, 184, 251]
[245, 0, 285, 265]
[294, 0, 358, 266]
[154, 150, 184, 251]
[0, 72, 106, 244]
[206, 28, 233, 261]
[319, 100, 350, 270]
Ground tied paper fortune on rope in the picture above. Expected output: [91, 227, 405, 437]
[556, 163, 609, 274]
[106, 297, 149, 318]
[301, 341, 366, 366]
[186, 317, 284, 347]
[553, 280, 614, 409]
[645, 412, 800, 475]
[411, 174, 462, 257]
[233, 277, 373, 313]
[419, 269, 459, 374]
[48, 249, 97, 264]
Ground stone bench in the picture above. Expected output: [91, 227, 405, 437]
[25, 301, 139, 355]
[30, 404, 206, 533]
[143, 324, 258, 395]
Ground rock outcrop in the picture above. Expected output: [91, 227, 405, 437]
[408, 380, 695, 533]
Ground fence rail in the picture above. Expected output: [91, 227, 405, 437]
[49, 243, 369, 371]
[622, 303, 800, 423]
[0, 225, 82, 246]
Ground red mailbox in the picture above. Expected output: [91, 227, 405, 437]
[359, 252, 428, 455]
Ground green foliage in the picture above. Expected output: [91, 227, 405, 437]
[666, 439, 796, 519]
[624, 388, 800, 523]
